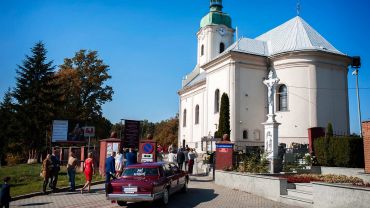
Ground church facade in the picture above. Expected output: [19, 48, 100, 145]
[178, 0, 351, 152]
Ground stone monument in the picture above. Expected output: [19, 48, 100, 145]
[262, 68, 281, 173]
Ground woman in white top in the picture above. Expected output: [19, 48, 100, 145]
[168, 150, 177, 163]
[115, 151, 124, 177]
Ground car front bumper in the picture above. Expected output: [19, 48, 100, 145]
[107, 193, 162, 202]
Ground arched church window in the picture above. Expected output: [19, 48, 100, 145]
[243, 130, 248, 139]
[220, 42, 225, 53]
[214, 89, 220, 113]
[201, 45, 204, 56]
[195, 105, 200, 125]
[278, 85, 288, 111]
[183, 109, 187, 127]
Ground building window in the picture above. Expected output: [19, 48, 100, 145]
[195, 105, 200, 125]
[243, 130, 248, 139]
[219, 42, 225, 53]
[277, 85, 288, 111]
[183, 109, 187, 127]
[201, 45, 204, 56]
[214, 89, 220, 113]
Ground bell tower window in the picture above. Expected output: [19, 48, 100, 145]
[214, 89, 220, 113]
[201, 45, 204, 56]
[220, 42, 225, 53]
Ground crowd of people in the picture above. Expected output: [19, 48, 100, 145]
[168, 145, 198, 174]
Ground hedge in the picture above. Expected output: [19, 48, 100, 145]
[313, 136, 364, 168]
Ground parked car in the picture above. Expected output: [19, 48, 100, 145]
[106, 162, 189, 206]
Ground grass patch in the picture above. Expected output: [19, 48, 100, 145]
[0, 163, 103, 197]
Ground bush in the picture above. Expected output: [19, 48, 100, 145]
[314, 136, 364, 168]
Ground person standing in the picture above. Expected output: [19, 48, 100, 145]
[125, 148, 137, 167]
[168, 150, 176, 163]
[67, 151, 78, 192]
[188, 149, 197, 174]
[41, 154, 52, 194]
[115, 150, 124, 177]
[50, 150, 60, 192]
[176, 148, 185, 170]
[105, 152, 116, 184]
[0, 177, 11, 208]
[183, 148, 189, 171]
[81, 152, 94, 194]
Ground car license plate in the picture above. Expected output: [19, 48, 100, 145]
[123, 187, 137, 193]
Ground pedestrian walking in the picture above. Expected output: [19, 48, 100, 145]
[115, 150, 124, 177]
[66, 151, 78, 192]
[81, 152, 94, 194]
[125, 148, 137, 167]
[41, 154, 52, 194]
[50, 149, 60, 192]
[0, 177, 11, 208]
[188, 148, 197, 174]
[168, 150, 177, 163]
[183, 148, 189, 171]
[105, 152, 116, 184]
[177, 148, 185, 170]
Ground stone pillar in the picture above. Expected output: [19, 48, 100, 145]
[362, 121, 370, 173]
[263, 122, 281, 173]
[215, 142, 234, 170]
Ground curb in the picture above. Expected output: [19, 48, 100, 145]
[12, 180, 105, 201]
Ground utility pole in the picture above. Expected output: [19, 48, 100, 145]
[351, 56, 362, 137]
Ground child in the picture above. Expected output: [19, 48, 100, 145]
[0, 177, 11, 208]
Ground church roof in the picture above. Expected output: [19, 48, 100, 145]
[255, 16, 344, 56]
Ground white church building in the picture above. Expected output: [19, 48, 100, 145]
[178, 0, 351, 152]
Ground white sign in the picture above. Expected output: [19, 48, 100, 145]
[52, 120, 68, 142]
[141, 154, 153, 162]
[83, 126, 95, 137]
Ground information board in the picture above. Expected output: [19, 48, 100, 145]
[52, 120, 68, 142]
[123, 120, 141, 148]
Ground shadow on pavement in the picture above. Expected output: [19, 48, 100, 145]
[18, 202, 52, 206]
[116, 187, 218, 208]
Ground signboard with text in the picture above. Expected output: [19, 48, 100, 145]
[123, 120, 141, 148]
[83, 126, 95, 137]
[52, 120, 68, 142]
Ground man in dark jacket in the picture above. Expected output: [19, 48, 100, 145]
[50, 150, 60, 192]
[105, 152, 116, 184]
[0, 177, 11, 208]
[177, 148, 185, 170]
[125, 148, 137, 167]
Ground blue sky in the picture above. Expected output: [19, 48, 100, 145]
[0, 0, 369, 134]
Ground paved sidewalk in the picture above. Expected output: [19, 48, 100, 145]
[11, 175, 301, 208]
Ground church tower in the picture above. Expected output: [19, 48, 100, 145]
[197, 0, 234, 67]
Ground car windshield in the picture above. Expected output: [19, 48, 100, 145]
[123, 167, 159, 176]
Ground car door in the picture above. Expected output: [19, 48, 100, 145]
[169, 163, 182, 192]
[164, 163, 178, 194]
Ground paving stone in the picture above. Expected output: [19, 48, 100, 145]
[11, 175, 301, 208]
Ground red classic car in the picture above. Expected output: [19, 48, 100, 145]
[106, 162, 189, 206]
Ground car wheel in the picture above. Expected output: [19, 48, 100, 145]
[162, 188, 169, 205]
[117, 201, 127, 206]
[181, 181, 188, 193]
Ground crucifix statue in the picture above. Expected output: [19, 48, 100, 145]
[263, 68, 280, 122]
[262, 67, 281, 173]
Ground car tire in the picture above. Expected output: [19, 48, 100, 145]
[162, 188, 169, 205]
[181, 180, 188, 193]
[117, 201, 127, 206]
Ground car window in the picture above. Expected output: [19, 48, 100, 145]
[163, 164, 174, 176]
[168, 163, 180, 173]
[123, 168, 159, 176]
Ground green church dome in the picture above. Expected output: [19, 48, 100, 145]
[200, 0, 232, 28]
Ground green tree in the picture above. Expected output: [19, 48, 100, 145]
[0, 89, 18, 165]
[58, 50, 114, 121]
[13, 41, 61, 153]
[216, 93, 230, 138]
[326, 122, 334, 137]
[153, 116, 179, 146]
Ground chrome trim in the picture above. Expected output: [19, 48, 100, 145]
[107, 193, 154, 202]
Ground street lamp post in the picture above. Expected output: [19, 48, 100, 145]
[351, 56, 362, 137]
[120, 119, 124, 140]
